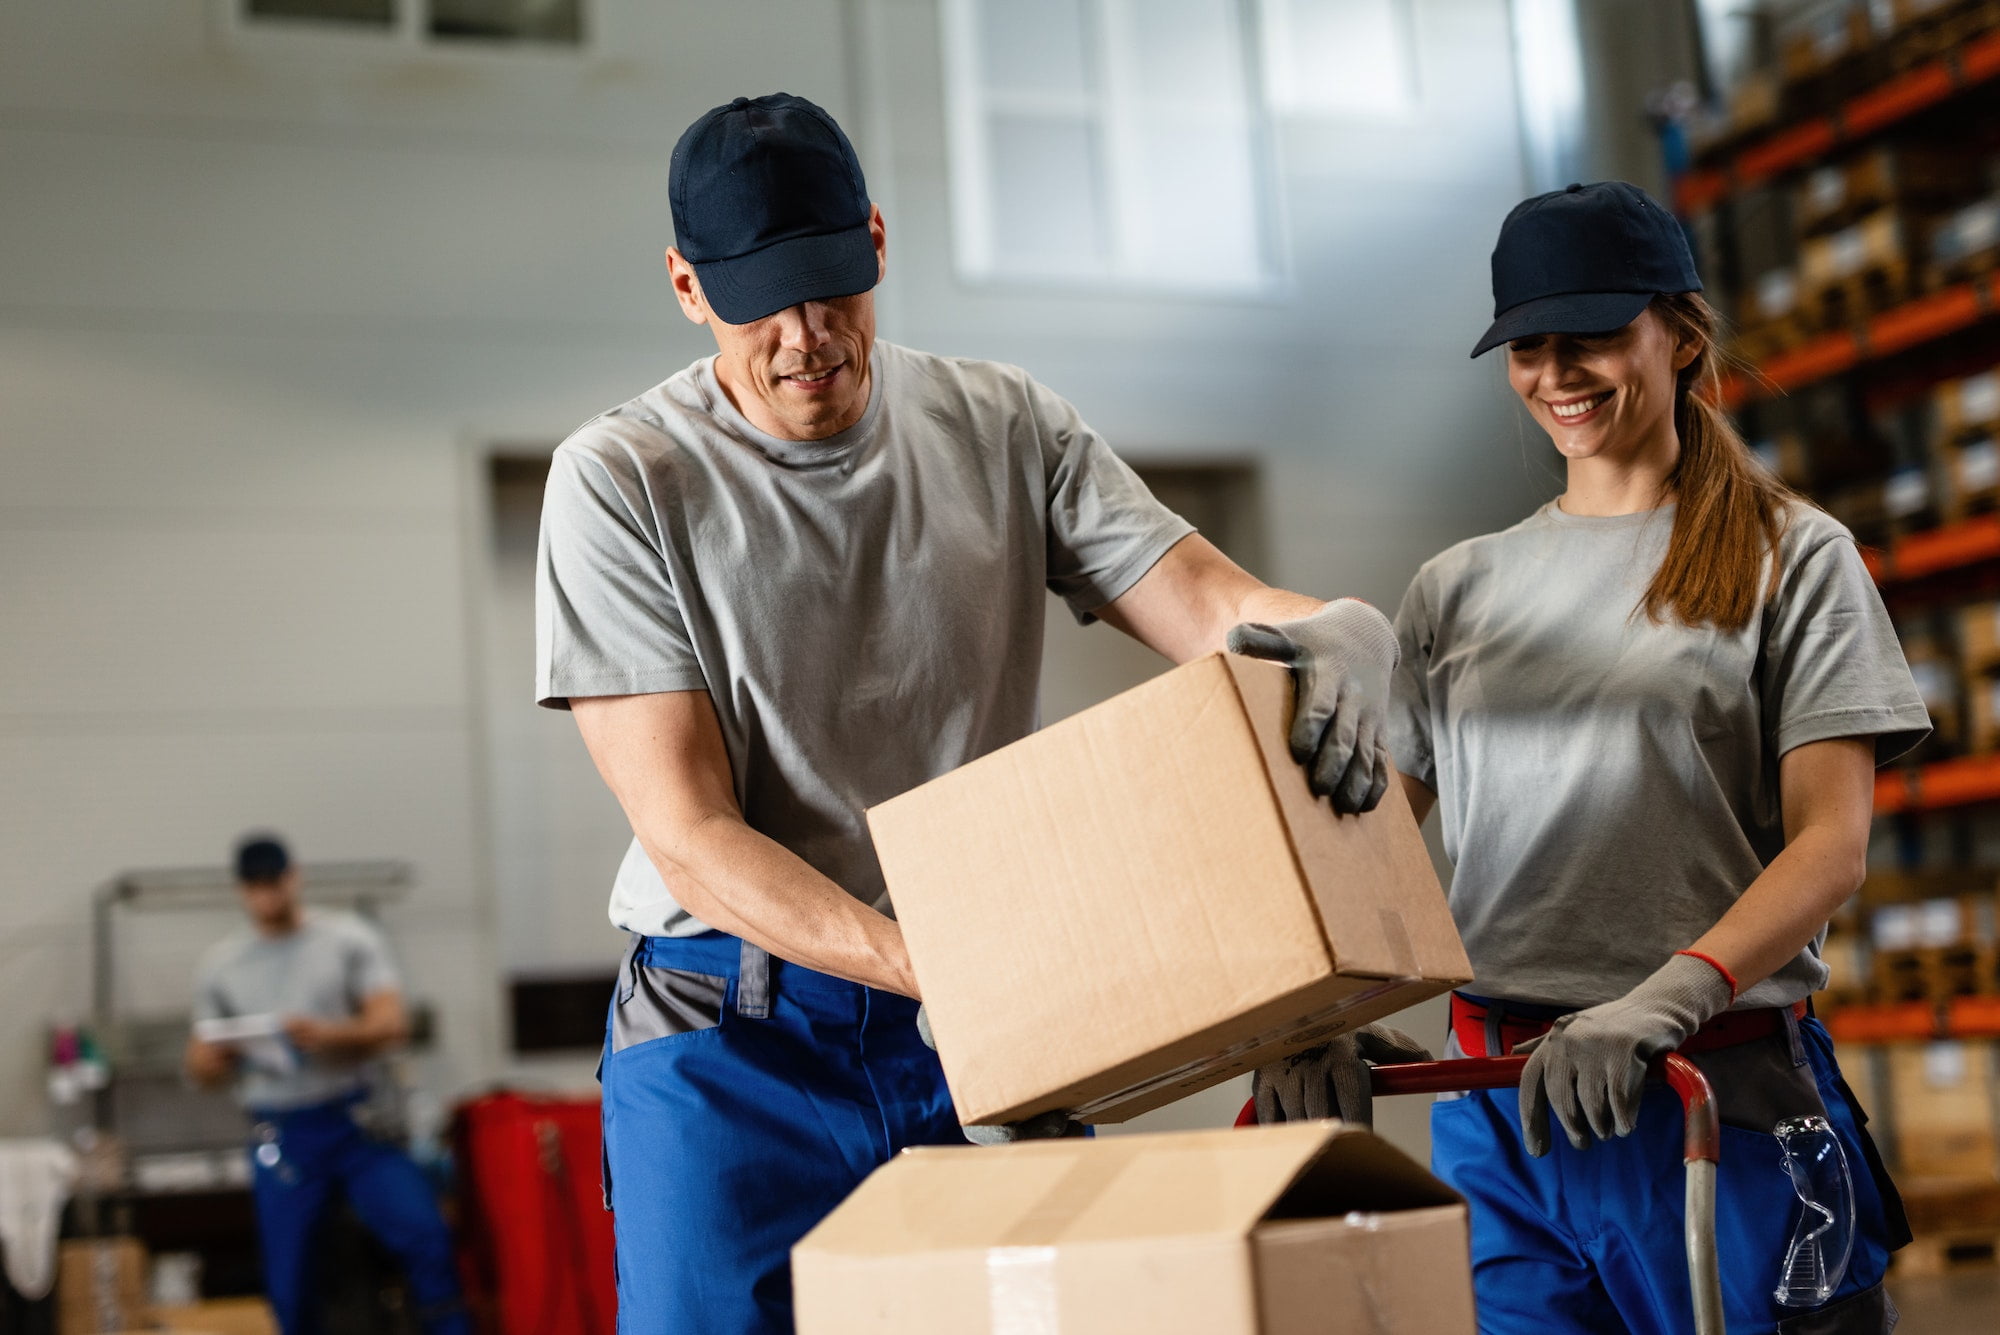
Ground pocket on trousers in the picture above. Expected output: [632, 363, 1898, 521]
[1773, 1280, 1897, 1334]
[609, 965, 729, 1055]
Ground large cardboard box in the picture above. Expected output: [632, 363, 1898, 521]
[793, 1122, 1474, 1335]
[152, 1299, 279, 1335]
[56, 1238, 149, 1335]
[868, 653, 1471, 1125]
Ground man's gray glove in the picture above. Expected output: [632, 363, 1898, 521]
[1252, 1023, 1432, 1128]
[1226, 599, 1398, 814]
[917, 1003, 1085, 1145]
[1516, 953, 1733, 1157]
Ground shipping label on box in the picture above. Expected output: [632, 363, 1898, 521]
[868, 654, 1470, 1125]
[793, 1123, 1475, 1335]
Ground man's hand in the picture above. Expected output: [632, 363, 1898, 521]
[916, 1004, 1084, 1144]
[1227, 599, 1398, 814]
[1517, 953, 1732, 1156]
[282, 1015, 338, 1054]
[1252, 1023, 1431, 1128]
[184, 1037, 237, 1090]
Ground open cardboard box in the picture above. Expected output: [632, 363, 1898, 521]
[868, 652, 1471, 1125]
[793, 1122, 1474, 1335]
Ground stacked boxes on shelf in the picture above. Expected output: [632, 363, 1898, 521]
[1867, 893, 1999, 1006]
[1938, 367, 2000, 520]
[1732, 136, 1995, 365]
[1694, 0, 2000, 150]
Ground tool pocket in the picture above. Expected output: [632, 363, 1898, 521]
[610, 949, 729, 1056]
[1773, 1280, 1897, 1334]
[1687, 1030, 1828, 1133]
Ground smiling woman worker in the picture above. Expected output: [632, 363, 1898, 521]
[1391, 183, 1925, 1334]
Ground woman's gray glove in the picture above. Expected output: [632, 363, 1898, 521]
[917, 1004, 1085, 1144]
[1516, 953, 1733, 1156]
[1227, 599, 1398, 814]
[1252, 1023, 1432, 1128]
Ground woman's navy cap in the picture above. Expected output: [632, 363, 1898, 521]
[669, 93, 877, 326]
[1471, 180, 1701, 358]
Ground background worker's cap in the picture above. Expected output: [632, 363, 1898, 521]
[669, 92, 877, 326]
[234, 834, 291, 885]
[1470, 180, 1701, 358]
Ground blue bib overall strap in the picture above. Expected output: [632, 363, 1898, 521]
[600, 931, 961, 1335]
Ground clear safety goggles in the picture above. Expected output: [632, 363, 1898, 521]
[1772, 1114, 1854, 1308]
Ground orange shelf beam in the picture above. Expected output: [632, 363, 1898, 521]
[1826, 1002, 1942, 1044]
[1722, 273, 2000, 408]
[1950, 996, 2000, 1039]
[1679, 28, 2000, 214]
[1875, 754, 2000, 815]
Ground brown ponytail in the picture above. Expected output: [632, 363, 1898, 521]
[1642, 292, 1799, 632]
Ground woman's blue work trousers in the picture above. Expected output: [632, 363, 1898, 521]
[1432, 1011, 1899, 1334]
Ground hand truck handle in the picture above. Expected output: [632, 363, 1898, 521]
[1366, 1051, 1726, 1335]
[1369, 1053, 1720, 1165]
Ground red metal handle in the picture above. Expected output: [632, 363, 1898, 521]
[1238, 1052, 1721, 1166]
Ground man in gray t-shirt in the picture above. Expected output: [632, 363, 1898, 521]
[537, 93, 1401, 1335]
[185, 836, 466, 1335]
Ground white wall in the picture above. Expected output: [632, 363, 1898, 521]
[0, 0, 1546, 1150]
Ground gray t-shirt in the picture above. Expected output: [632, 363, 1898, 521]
[1389, 500, 1929, 1010]
[535, 340, 1193, 937]
[191, 910, 402, 1111]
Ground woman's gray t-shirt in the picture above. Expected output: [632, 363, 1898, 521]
[536, 340, 1193, 938]
[1389, 499, 1928, 1010]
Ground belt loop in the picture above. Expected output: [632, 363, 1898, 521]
[1484, 1001, 1506, 1059]
[737, 938, 772, 1019]
[1782, 1002, 1807, 1068]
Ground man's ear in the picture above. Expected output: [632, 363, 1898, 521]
[666, 247, 711, 326]
[868, 203, 887, 284]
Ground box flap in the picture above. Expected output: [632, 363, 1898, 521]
[1222, 656, 1471, 984]
[796, 1124, 1350, 1258]
[867, 655, 1338, 1123]
[1253, 1207, 1474, 1335]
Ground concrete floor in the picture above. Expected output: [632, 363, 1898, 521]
[1887, 1267, 2000, 1330]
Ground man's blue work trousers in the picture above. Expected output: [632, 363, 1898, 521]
[600, 932, 962, 1335]
[246, 1095, 469, 1335]
[1431, 1014, 1899, 1334]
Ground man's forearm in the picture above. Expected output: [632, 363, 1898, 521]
[638, 815, 917, 997]
[1230, 586, 1325, 633]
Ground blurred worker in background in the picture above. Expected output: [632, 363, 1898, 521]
[537, 90, 1403, 1335]
[184, 835, 468, 1335]
[1262, 182, 1918, 1334]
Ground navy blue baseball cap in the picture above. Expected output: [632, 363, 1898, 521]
[669, 93, 877, 326]
[1471, 180, 1701, 358]
[234, 834, 291, 884]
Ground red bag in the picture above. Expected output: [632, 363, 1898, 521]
[454, 1091, 616, 1335]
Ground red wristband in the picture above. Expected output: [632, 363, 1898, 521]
[1676, 949, 1739, 1002]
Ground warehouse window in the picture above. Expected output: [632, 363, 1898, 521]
[238, 0, 585, 46]
[1257, 0, 1418, 118]
[941, 0, 1278, 293]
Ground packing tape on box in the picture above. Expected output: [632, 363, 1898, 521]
[1378, 909, 1419, 978]
[1066, 977, 1413, 1119]
[986, 1246, 1060, 1335]
[984, 1148, 1136, 1334]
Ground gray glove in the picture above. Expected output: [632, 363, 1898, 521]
[1252, 1023, 1432, 1128]
[1226, 599, 1398, 814]
[916, 1004, 1085, 1145]
[1516, 953, 1733, 1156]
